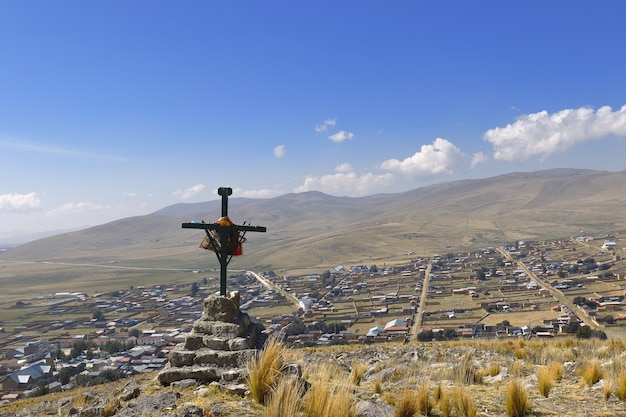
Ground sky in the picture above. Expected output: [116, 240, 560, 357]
[2, 1, 626, 239]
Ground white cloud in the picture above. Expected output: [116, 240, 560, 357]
[295, 164, 394, 196]
[328, 130, 354, 143]
[274, 145, 286, 158]
[484, 104, 626, 162]
[173, 184, 206, 200]
[380, 138, 464, 177]
[471, 151, 489, 168]
[46, 202, 106, 217]
[0, 192, 41, 212]
[123, 192, 137, 198]
[233, 188, 285, 199]
[335, 163, 353, 173]
[315, 118, 337, 132]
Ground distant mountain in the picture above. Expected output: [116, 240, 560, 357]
[3, 168, 626, 270]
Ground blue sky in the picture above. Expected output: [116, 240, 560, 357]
[2, 1, 626, 238]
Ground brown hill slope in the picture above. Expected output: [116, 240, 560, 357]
[3, 168, 626, 272]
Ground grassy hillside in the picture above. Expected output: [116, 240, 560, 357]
[2, 168, 626, 297]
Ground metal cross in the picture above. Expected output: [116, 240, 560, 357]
[182, 187, 267, 296]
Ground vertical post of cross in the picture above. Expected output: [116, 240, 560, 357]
[217, 188, 232, 294]
[218, 187, 232, 217]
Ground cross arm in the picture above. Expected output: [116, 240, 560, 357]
[182, 222, 266, 233]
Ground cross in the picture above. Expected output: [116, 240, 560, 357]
[182, 187, 267, 296]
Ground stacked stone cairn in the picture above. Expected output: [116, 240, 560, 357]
[158, 291, 265, 387]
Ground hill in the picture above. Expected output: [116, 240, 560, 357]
[3, 168, 626, 273]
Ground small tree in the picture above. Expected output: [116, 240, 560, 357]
[191, 282, 199, 297]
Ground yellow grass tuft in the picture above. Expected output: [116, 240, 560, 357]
[350, 358, 368, 386]
[488, 362, 501, 377]
[615, 372, 626, 401]
[580, 359, 604, 387]
[536, 366, 553, 398]
[265, 376, 304, 417]
[505, 379, 530, 417]
[438, 388, 452, 417]
[372, 378, 383, 395]
[547, 361, 564, 382]
[417, 383, 432, 416]
[453, 353, 482, 385]
[604, 378, 613, 401]
[450, 386, 476, 417]
[394, 388, 418, 417]
[247, 336, 285, 405]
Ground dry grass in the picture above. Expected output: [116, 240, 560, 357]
[438, 388, 452, 417]
[488, 362, 500, 377]
[395, 389, 418, 417]
[416, 383, 433, 416]
[452, 353, 482, 385]
[505, 379, 530, 417]
[615, 372, 626, 401]
[302, 361, 353, 417]
[450, 386, 476, 417]
[350, 358, 367, 386]
[536, 366, 553, 398]
[580, 359, 604, 387]
[265, 377, 303, 417]
[547, 361, 564, 382]
[248, 336, 285, 405]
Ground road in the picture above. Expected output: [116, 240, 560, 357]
[245, 270, 301, 309]
[411, 258, 433, 339]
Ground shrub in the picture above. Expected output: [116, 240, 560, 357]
[505, 379, 530, 417]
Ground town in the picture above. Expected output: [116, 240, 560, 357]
[1, 233, 625, 402]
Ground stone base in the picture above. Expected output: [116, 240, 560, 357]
[158, 291, 264, 386]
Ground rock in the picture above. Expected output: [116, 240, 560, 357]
[159, 291, 264, 386]
[209, 381, 248, 396]
[119, 386, 141, 401]
[355, 400, 395, 417]
[171, 379, 197, 389]
[180, 405, 205, 417]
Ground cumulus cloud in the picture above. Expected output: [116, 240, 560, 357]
[484, 104, 626, 161]
[46, 202, 106, 216]
[233, 188, 285, 199]
[172, 184, 206, 199]
[0, 192, 41, 212]
[380, 138, 464, 177]
[471, 151, 489, 168]
[295, 164, 394, 196]
[274, 145, 286, 158]
[123, 192, 137, 197]
[315, 118, 337, 132]
[328, 130, 354, 143]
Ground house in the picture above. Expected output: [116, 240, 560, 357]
[602, 241, 617, 250]
[366, 326, 385, 338]
[2, 360, 53, 391]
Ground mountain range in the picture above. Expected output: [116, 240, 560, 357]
[2, 168, 626, 272]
